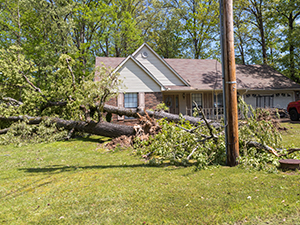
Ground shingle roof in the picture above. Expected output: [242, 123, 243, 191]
[165, 59, 222, 90]
[94, 57, 125, 81]
[165, 59, 300, 90]
[95, 57, 125, 70]
[95, 56, 300, 90]
[235, 64, 300, 90]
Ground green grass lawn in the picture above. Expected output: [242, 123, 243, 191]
[1, 124, 300, 224]
[281, 121, 300, 147]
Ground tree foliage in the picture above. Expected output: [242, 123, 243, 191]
[134, 99, 288, 172]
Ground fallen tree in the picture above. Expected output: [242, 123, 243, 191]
[102, 104, 209, 125]
[1, 99, 300, 172]
[0, 115, 135, 138]
[0, 103, 220, 139]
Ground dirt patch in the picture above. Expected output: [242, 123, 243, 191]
[105, 135, 133, 150]
[256, 109, 289, 131]
[105, 111, 161, 150]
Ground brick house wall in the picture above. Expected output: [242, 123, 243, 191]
[105, 96, 119, 123]
[145, 92, 163, 110]
[104, 92, 163, 125]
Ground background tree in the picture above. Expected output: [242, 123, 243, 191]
[176, 0, 220, 59]
[142, 0, 185, 58]
[271, 0, 300, 82]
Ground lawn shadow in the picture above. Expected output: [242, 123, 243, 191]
[19, 162, 194, 174]
[1, 177, 52, 200]
[68, 136, 111, 143]
[279, 118, 300, 124]
[19, 164, 149, 174]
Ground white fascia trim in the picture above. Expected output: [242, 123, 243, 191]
[131, 43, 147, 57]
[241, 88, 300, 92]
[112, 55, 166, 91]
[132, 43, 190, 87]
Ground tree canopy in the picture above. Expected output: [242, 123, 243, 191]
[0, 0, 300, 121]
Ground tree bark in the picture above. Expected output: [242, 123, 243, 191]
[0, 105, 220, 138]
[0, 115, 135, 138]
[102, 104, 220, 127]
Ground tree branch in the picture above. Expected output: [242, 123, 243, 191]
[0, 128, 10, 135]
[102, 104, 221, 127]
[40, 101, 68, 112]
[66, 58, 76, 90]
[279, 148, 300, 157]
[187, 146, 199, 160]
[247, 141, 280, 157]
[2, 97, 23, 106]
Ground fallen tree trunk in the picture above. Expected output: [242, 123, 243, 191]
[103, 104, 220, 127]
[0, 115, 135, 138]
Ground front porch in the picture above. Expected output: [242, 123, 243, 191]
[162, 91, 224, 119]
[162, 90, 296, 120]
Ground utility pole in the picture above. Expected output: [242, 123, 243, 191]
[219, 0, 239, 166]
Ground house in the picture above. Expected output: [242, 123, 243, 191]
[95, 43, 300, 123]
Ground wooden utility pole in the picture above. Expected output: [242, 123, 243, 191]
[219, 0, 239, 166]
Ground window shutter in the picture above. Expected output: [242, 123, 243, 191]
[117, 93, 124, 120]
[138, 92, 145, 110]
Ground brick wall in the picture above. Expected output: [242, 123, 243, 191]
[145, 92, 163, 110]
[106, 97, 117, 106]
[105, 97, 118, 123]
[105, 92, 163, 125]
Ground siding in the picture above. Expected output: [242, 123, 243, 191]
[118, 58, 162, 92]
[273, 92, 293, 109]
[134, 46, 185, 86]
[203, 92, 213, 108]
[243, 91, 293, 109]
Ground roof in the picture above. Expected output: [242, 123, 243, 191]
[235, 64, 300, 90]
[166, 59, 300, 90]
[95, 57, 125, 70]
[165, 59, 222, 90]
[95, 56, 300, 91]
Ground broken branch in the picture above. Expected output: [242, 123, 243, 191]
[247, 141, 280, 157]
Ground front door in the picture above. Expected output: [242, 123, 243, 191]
[164, 95, 179, 114]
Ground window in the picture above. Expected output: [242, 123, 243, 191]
[256, 95, 274, 108]
[124, 93, 138, 108]
[214, 93, 223, 108]
[124, 93, 138, 119]
[192, 93, 202, 108]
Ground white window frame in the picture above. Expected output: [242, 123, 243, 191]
[256, 95, 274, 108]
[192, 93, 202, 108]
[124, 93, 138, 119]
[214, 93, 223, 108]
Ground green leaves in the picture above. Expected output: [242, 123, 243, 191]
[134, 118, 226, 169]
[135, 99, 283, 172]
